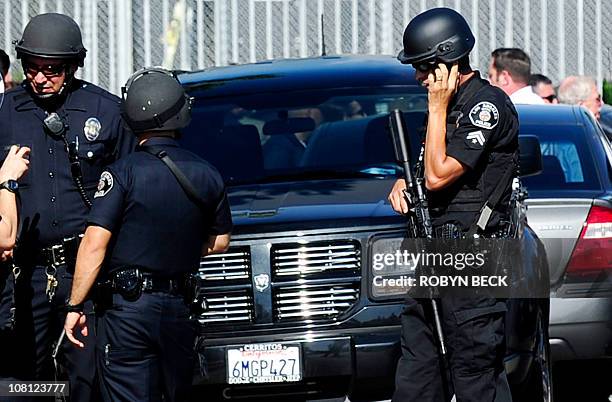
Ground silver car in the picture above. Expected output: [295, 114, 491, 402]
[518, 104, 612, 399]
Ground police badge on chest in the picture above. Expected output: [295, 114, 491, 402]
[83, 117, 102, 141]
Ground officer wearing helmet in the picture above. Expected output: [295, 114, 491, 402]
[63, 67, 232, 401]
[0, 13, 134, 401]
[388, 8, 518, 402]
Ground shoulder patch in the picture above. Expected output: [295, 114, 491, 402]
[468, 101, 499, 130]
[94, 171, 114, 198]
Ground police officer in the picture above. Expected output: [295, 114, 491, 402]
[0, 13, 135, 401]
[388, 8, 518, 402]
[63, 67, 233, 401]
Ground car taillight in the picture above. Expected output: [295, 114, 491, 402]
[566, 205, 612, 278]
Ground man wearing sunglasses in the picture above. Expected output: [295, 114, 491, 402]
[529, 74, 559, 104]
[0, 13, 135, 401]
[388, 7, 518, 402]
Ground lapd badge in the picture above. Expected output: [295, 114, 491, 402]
[94, 171, 113, 198]
[468, 101, 499, 130]
[83, 117, 102, 141]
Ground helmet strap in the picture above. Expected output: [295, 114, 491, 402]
[59, 66, 77, 95]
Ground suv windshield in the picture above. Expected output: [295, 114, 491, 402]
[181, 88, 427, 185]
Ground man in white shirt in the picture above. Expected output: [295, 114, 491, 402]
[488, 48, 545, 105]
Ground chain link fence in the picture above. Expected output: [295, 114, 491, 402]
[1, 0, 611, 95]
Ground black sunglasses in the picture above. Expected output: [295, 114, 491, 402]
[412, 60, 437, 73]
[541, 94, 557, 102]
[24, 62, 66, 77]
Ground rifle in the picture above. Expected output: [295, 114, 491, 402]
[388, 109, 447, 356]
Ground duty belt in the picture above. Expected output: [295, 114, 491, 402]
[102, 268, 204, 317]
[38, 235, 84, 267]
[109, 268, 189, 296]
[138, 275, 186, 294]
[14, 234, 83, 267]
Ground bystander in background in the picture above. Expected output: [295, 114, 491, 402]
[558, 76, 602, 120]
[488, 48, 545, 104]
[529, 74, 558, 104]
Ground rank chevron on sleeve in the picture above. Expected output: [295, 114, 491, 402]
[466, 131, 485, 146]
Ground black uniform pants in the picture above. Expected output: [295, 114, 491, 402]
[97, 292, 197, 402]
[0, 264, 97, 402]
[392, 296, 512, 402]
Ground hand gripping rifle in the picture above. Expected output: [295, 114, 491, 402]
[388, 109, 447, 356]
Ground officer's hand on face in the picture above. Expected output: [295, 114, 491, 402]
[388, 179, 410, 215]
[0, 145, 30, 182]
[427, 63, 459, 113]
[64, 312, 88, 348]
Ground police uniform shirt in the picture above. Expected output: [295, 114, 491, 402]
[86, 137, 233, 278]
[429, 71, 519, 230]
[0, 80, 136, 247]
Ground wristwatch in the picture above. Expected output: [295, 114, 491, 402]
[64, 301, 85, 313]
[0, 180, 18, 193]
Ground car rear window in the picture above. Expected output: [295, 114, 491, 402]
[521, 125, 602, 191]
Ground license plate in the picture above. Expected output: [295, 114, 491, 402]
[226, 343, 301, 384]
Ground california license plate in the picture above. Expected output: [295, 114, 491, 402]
[226, 343, 302, 384]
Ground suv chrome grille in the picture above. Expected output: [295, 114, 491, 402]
[198, 289, 253, 324]
[272, 241, 361, 322]
[195, 241, 362, 326]
[199, 248, 250, 282]
[272, 243, 360, 277]
[274, 282, 359, 320]
[198, 247, 253, 325]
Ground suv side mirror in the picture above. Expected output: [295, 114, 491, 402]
[519, 135, 543, 177]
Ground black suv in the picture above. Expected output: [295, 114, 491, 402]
[178, 55, 550, 401]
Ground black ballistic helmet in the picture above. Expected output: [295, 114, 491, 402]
[398, 7, 475, 65]
[121, 67, 192, 134]
[15, 13, 86, 66]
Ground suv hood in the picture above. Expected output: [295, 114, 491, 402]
[227, 178, 403, 234]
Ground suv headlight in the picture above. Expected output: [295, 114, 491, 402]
[369, 233, 417, 300]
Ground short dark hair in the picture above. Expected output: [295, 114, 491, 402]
[491, 48, 531, 84]
[529, 73, 552, 87]
[0, 50, 9, 77]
